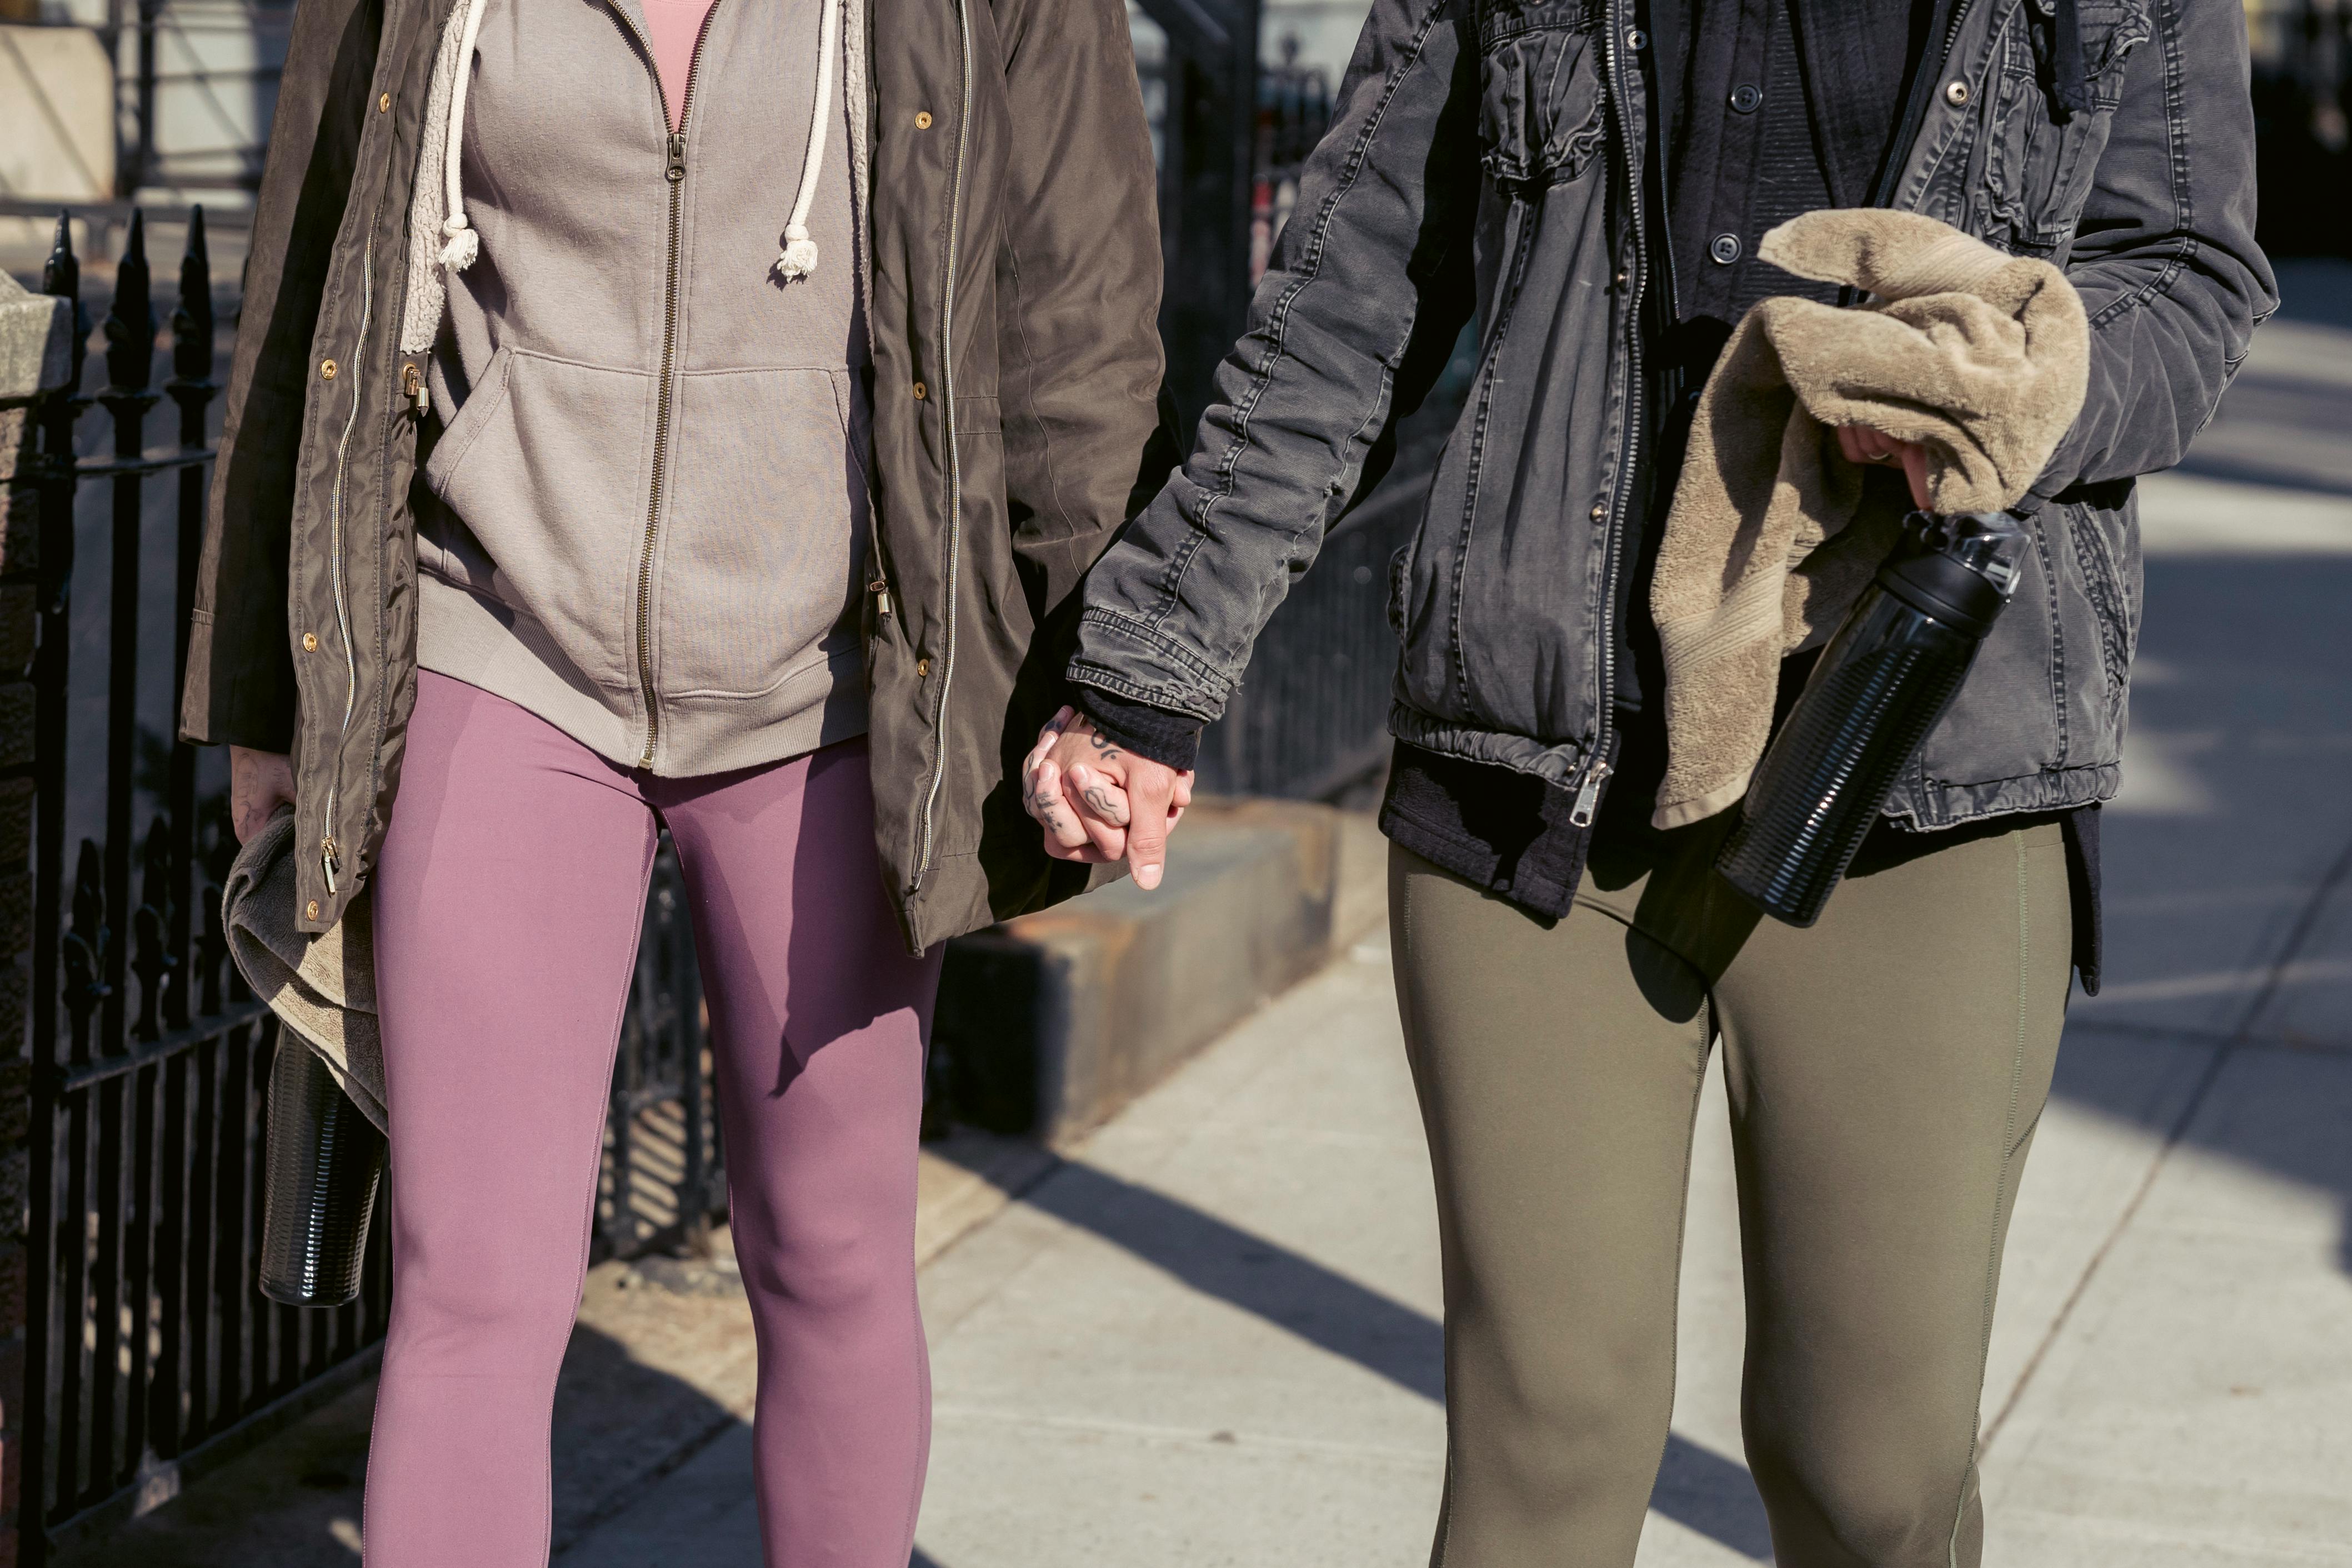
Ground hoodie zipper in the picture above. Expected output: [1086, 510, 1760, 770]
[321, 232, 376, 895]
[910, 0, 974, 892]
[610, 0, 726, 770]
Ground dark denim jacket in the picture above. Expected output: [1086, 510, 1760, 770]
[1070, 0, 2276, 828]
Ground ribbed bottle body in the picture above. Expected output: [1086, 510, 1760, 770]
[1717, 590, 1980, 925]
[258, 1041, 387, 1307]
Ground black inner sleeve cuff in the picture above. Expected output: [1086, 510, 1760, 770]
[1069, 685, 1205, 773]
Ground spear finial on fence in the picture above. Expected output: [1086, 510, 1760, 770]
[105, 210, 157, 394]
[43, 210, 88, 395]
[62, 839, 112, 1057]
[173, 207, 214, 385]
[132, 818, 178, 1041]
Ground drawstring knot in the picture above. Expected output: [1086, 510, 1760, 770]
[438, 0, 492, 271]
[439, 214, 479, 271]
[775, 0, 842, 284]
[775, 223, 820, 282]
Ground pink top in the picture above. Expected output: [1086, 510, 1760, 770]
[642, 0, 719, 131]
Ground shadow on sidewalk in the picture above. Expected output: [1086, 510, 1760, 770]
[2056, 550, 2352, 1279]
[1000, 1157, 1777, 1560]
[56, 1312, 753, 1568]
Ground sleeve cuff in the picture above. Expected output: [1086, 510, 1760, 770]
[1070, 684, 1204, 773]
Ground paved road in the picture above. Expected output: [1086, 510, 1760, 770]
[563, 274, 2352, 1567]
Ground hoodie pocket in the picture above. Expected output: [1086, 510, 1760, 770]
[655, 367, 869, 700]
[426, 348, 656, 689]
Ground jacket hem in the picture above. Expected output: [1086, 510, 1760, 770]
[1888, 763, 2121, 830]
[1385, 701, 1594, 792]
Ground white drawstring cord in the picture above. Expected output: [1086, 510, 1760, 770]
[413, 0, 840, 318]
[439, 0, 492, 270]
[774, 0, 840, 282]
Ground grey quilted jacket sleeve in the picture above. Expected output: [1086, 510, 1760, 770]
[1065, 0, 1480, 722]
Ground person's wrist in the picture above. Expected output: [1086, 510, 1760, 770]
[1068, 685, 1203, 774]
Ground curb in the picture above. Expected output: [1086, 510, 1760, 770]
[933, 801, 1387, 1149]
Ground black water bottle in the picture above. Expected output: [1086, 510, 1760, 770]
[258, 1040, 387, 1307]
[1716, 510, 2029, 926]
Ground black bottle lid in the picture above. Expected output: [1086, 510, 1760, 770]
[1873, 511, 2028, 638]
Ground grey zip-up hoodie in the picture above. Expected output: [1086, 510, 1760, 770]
[401, 0, 870, 776]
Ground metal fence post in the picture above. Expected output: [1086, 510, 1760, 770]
[1, 219, 81, 1568]
[1134, 0, 1260, 429]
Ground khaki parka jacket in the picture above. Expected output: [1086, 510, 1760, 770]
[181, 0, 1174, 951]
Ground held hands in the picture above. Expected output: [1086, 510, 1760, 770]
[229, 745, 297, 845]
[1021, 706, 1193, 890]
[1835, 425, 1935, 511]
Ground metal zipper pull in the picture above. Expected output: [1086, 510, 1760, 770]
[1568, 762, 1613, 828]
[666, 132, 687, 183]
[402, 361, 426, 413]
[869, 575, 892, 618]
[321, 836, 342, 895]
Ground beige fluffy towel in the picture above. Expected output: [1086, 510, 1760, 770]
[1648, 209, 2089, 830]
[223, 808, 387, 1133]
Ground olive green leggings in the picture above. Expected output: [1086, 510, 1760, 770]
[1389, 813, 2071, 1568]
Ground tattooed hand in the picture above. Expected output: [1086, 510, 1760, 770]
[1020, 704, 1193, 888]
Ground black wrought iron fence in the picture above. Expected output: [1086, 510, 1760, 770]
[13, 210, 725, 1560]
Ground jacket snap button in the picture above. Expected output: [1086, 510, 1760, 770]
[1589, 503, 1607, 521]
[302, 632, 319, 652]
[917, 657, 932, 677]
[378, 92, 391, 112]
[912, 381, 928, 399]
[1625, 28, 1646, 50]
[1945, 79, 1971, 106]
[916, 111, 934, 129]
[306, 900, 321, 921]
[320, 358, 337, 379]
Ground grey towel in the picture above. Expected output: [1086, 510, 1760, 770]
[222, 809, 387, 1134]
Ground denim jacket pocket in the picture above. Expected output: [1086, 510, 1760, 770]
[1387, 538, 1415, 639]
[1979, 0, 2154, 254]
[1474, 0, 1608, 191]
[2059, 495, 2141, 735]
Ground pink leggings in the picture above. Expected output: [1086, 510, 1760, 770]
[365, 672, 941, 1566]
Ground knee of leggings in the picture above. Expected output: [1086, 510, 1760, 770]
[733, 1209, 907, 1319]
[1749, 1437, 1974, 1565]
[388, 1246, 584, 1366]
[1456, 1346, 1673, 1510]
